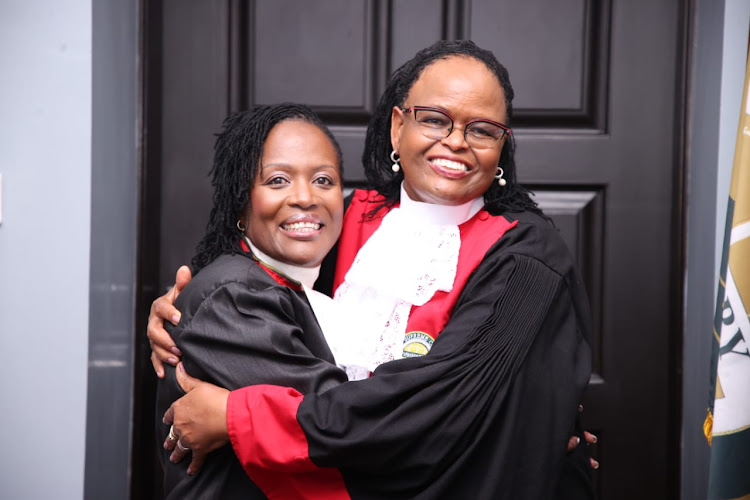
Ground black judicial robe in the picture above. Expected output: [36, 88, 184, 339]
[155, 252, 348, 499]
[228, 192, 594, 500]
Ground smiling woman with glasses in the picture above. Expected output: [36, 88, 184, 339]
[150, 40, 595, 500]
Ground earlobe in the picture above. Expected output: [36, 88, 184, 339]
[237, 205, 251, 233]
[390, 106, 405, 152]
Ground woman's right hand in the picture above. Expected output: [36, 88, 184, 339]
[163, 363, 230, 475]
[148, 265, 193, 378]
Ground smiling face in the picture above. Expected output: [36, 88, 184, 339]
[390, 56, 508, 205]
[243, 120, 343, 268]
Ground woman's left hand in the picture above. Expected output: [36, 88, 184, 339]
[163, 363, 230, 475]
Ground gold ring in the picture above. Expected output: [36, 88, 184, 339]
[167, 425, 178, 442]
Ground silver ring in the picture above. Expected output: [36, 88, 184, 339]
[177, 440, 190, 452]
[167, 425, 178, 442]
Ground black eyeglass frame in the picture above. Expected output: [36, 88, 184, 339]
[400, 105, 512, 148]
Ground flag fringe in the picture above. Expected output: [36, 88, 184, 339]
[704, 408, 713, 446]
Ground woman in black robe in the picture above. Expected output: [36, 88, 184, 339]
[155, 103, 350, 498]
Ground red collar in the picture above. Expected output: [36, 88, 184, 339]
[240, 238, 303, 292]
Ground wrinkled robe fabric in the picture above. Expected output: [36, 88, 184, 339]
[229, 190, 594, 500]
[155, 253, 348, 499]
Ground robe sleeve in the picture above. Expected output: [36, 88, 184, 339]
[174, 279, 347, 393]
[228, 237, 592, 499]
[158, 268, 351, 499]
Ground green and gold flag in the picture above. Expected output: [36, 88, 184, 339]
[705, 40, 750, 500]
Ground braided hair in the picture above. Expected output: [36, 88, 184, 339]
[362, 39, 542, 217]
[191, 103, 343, 274]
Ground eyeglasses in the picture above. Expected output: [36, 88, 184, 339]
[401, 106, 511, 149]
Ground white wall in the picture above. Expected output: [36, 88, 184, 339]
[0, 1, 91, 498]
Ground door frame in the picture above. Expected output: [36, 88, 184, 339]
[127, 1, 708, 498]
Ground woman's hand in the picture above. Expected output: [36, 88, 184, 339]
[163, 363, 230, 475]
[148, 265, 193, 378]
[565, 405, 599, 470]
[567, 431, 599, 469]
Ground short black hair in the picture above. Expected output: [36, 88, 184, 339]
[191, 103, 343, 273]
[362, 39, 541, 217]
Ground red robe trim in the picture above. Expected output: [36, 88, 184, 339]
[229, 190, 518, 489]
[234, 238, 348, 498]
[333, 189, 518, 343]
[227, 385, 349, 499]
[240, 238, 304, 292]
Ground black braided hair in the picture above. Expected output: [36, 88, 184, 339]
[191, 103, 343, 274]
[362, 39, 543, 218]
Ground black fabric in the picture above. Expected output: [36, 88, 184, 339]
[297, 210, 593, 499]
[555, 417, 597, 500]
[155, 253, 347, 499]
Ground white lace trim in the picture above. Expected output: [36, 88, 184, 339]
[329, 185, 484, 378]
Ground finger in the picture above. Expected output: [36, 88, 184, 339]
[175, 362, 200, 393]
[151, 352, 165, 379]
[170, 441, 190, 464]
[163, 405, 175, 426]
[163, 425, 179, 450]
[164, 437, 177, 451]
[174, 265, 193, 297]
[147, 311, 182, 359]
[153, 294, 183, 326]
[590, 458, 600, 470]
[566, 435, 581, 452]
[187, 450, 208, 476]
[152, 341, 179, 367]
[583, 431, 598, 445]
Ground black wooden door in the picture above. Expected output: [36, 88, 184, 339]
[136, 1, 685, 498]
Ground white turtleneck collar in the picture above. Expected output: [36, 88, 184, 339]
[243, 236, 320, 290]
[398, 183, 484, 226]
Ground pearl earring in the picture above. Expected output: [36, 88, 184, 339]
[495, 167, 507, 187]
[390, 150, 401, 173]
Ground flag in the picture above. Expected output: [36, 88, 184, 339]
[705, 40, 750, 500]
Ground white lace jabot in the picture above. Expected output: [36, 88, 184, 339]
[330, 185, 484, 379]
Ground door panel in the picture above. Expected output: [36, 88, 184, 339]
[472, 0, 591, 111]
[138, 1, 684, 498]
[254, 0, 373, 108]
[158, 0, 231, 287]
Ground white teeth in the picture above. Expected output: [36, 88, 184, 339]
[283, 222, 321, 232]
[432, 158, 468, 172]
